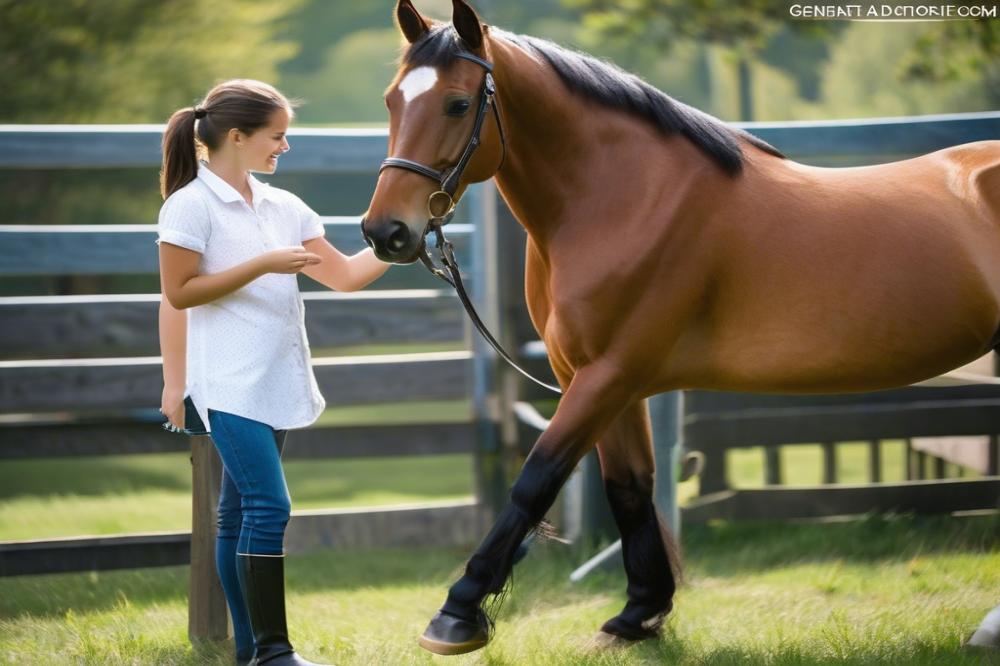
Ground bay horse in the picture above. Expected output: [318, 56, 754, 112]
[361, 0, 1000, 655]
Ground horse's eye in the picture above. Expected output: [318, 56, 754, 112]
[446, 99, 471, 117]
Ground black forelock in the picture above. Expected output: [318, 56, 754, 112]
[401, 25, 784, 175]
[402, 23, 467, 70]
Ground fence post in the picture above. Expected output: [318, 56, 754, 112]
[649, 392, 683, 534]
[469, 182, 506, 520]
[868, 440, 881, 483]
[764, 446, 782, 486]
[189, 436, 229, 643]
[822, 442, 837, 484]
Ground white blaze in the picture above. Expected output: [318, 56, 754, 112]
[399, 66, 438, 103]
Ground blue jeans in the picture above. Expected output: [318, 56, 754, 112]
[208, 409, 291, 659]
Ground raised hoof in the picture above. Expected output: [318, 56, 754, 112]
[418, 610, 490, 655]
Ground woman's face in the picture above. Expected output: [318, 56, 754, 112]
[242, 107, 291, 174]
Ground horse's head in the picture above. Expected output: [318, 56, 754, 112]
[362, 0, 505, 264]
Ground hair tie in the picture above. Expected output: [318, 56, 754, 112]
[193, 107, 207, 119]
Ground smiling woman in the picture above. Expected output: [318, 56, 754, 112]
[155, 79, 392, 666]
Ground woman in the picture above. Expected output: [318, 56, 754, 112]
[157, 79, 388, 665]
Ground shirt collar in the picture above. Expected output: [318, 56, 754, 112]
[197, 162, 275, 205]
[247, 173, 275, 203]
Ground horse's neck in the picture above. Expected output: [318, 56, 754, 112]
[488, 40, 721, 248]
[490, 43, 600, 243]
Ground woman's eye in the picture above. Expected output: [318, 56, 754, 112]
[446, 99, 471, 117]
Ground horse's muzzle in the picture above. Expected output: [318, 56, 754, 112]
[361, 217, 421, 264]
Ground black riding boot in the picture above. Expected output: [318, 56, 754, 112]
[237, 554, 328, 666]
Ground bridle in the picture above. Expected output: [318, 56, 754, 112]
[379, 51, 506, 226]
[376, 51, 561, 395]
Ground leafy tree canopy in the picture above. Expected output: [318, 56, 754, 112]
[0, 0, 303, 123]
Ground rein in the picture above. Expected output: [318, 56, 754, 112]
[379, 51, 563, 395]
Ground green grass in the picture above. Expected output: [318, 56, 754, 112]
[0, 453, 473, 541]
[1, 434, 979, 542]
[2, 514, 998, 664]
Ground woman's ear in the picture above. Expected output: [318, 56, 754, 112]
[397, 0, 430, 44]
[228, 127, 244, 147]
[452, 0, 483, 50]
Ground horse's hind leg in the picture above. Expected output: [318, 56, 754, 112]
[418, 363, 633, 655]
[596, 399, 680, 641]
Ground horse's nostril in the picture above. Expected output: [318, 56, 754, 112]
[387, 221, 409, 253]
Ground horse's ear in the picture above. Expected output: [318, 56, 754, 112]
[396, 0, 429, 44]
[451, 0, 483, 50]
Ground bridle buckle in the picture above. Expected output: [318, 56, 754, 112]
[428, 190, 455, 221]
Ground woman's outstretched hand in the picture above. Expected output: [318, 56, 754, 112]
[256, 247, 323, 274]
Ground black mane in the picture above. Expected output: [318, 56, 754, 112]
[403, 25, 784, 175]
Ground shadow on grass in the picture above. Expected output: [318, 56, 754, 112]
[680, 513, 1000, 578]
[0, 547, 470, 621]
[0, 452, 473, 505]
[0, 454, 191, 500]
[0, 566, 189, 620]
[646, 634, 993, 666]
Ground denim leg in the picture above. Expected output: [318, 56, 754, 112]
[208, 410, 292, 556]
[216, 465, 254, 659]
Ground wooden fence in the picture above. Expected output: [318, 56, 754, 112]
[2, 112, 1000, 639]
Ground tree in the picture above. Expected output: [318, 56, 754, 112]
[0, 0, 302, 123]
[563, 0, 840, 120]
[902, 17, 1000, 106]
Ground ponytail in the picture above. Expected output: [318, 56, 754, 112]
[160, 107, 199, 200]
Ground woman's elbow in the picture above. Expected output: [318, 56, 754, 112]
[163, 289, 194, 310]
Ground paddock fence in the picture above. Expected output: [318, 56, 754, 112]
[1, 112, 999, 640]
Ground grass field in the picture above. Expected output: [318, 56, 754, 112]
[0, 435, 951, 542]
[0, 452, 474, 541]
[2, 514, 998, 664]
[3, 422, 997, 663]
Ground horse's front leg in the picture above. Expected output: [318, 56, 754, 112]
[418, 362, 634, 655]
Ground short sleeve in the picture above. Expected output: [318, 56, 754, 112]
[157, 189, 210, 253]
[290, 193, 325, 242]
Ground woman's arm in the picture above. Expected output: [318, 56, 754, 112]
[159, 243, 322, 309]
[300, 238, 389, 292]
[159, 284, 188, 430]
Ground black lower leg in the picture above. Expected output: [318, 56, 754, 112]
[441, 451, 574, 622]
[601, 475, 679, 640]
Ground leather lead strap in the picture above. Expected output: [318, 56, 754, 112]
[422, 227, 563, 395]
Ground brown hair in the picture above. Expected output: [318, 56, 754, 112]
[160, 79, 295, 200]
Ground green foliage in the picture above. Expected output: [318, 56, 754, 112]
[817, 22, 991, 119]
[565, 0, 836, 56]
[0, 0, 303, 123]
[902, 18, 1000, 105]
[276, 0, 585, 125]
[282, 28, 400, 125]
